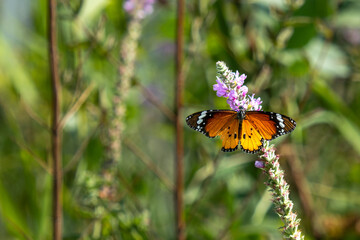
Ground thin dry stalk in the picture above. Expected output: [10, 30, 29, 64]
[174, 0, 185, 239]
[48, 0, 62, 239]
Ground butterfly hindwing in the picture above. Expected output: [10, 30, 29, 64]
[186, 110, 240, 151]
[240, 118, 264, 153]
[218, 116, 240, 152]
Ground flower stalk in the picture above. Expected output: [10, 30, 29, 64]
[256, 142, 304, 240]
[107, 0, 154, 164]
[215, 61, 304, 239]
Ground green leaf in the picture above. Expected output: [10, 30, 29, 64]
[305, 39, 350, 78]
[0, 181, 32, 238]
[0, 37, 39, 105]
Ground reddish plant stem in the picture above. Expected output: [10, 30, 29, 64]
[48, 0, 62, 239]
[174, 0, 185, 239]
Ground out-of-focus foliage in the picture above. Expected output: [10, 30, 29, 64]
[0, 0, 360, 239]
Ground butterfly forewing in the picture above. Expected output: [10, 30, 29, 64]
[245, 111, 296, 140]
[244, 112, 277, 141]
[186, 110, 238, 138]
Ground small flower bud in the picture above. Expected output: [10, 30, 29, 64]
[255, 160, 265, 168]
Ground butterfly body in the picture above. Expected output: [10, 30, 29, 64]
[186, 109, 296, 153]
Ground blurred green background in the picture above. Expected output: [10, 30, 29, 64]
[1, 0, 360, 239]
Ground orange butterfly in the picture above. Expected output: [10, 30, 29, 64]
[186, 108, 296, 153]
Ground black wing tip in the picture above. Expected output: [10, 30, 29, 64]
[288, 117, 297, 130]
[269, 114, 297, 140]
[271, 128, 295, 140]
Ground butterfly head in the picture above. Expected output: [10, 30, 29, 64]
[238, 107, 246, 119]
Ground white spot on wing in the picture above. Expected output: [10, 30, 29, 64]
[197, 111, 207, 124]
[276, 113, 284, 122]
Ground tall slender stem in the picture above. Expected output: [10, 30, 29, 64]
[48, 0, 62, 239]
[175, 0, 185, 239]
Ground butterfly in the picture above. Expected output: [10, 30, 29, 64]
[186, 108, 296, 153]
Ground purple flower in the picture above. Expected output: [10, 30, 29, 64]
[124, 1, 136, 12]
[124, 0, 155, 19]
[249, 94, 263, 111]
[215, 61, 262, 111]
[235, 73, 247, 86]
[226, 90, 241, 111]
[238, 85, 248, 97]
[255, 160, 265, 168]
[213, 77, 229, 97]
[143, 0, 155, 13]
